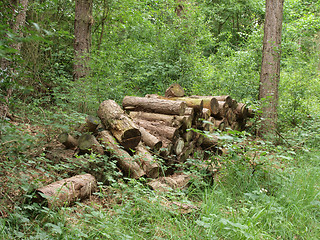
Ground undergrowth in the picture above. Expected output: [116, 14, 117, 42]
[1, 109, 320, 239]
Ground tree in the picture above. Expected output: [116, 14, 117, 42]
[258, 0, 284, 137]
[0, 0, 28, 119]
[74, 0, 93, 81]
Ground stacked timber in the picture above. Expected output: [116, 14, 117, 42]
[55, 83, 253, 182]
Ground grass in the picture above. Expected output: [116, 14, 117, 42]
[0, 109, 320, 239]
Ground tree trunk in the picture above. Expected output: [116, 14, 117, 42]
[34, 174, 97, 208]
[258, 0, 284, 137]
[74, 0, 93, 80]
[1, 0, 28, 119]
[98, 130, 145, 178]
[98, 100, 141, 150]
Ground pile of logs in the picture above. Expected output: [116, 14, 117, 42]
[38, 83, 253, 207]
[56, 83, 253, 181]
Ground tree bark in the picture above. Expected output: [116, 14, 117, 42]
[34, 174, 97, 208]
[137, 125, 162, 151]
[135, 143, 161, 178]
[123, 96, 186, 116]
[258, 0, 284, 137]
[74, 0, 93, 80]
[98, 100, 141, 150]
[190, 96, 220, 115]
[98, 130, 145, 178]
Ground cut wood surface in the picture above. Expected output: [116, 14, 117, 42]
[98, 100, 141, 150]
[78, 115, 100, 133]
[122, 96, 186, 115]
[190, 96, 220, 115]
[58, 132, 78, 149]
[235, 102, 248, 119]
[135, 143, 161, 178]
[213, 95, 232, 106]
[78, 133, 104, 155]
[98, 130, 145, 178]
[165, 83, 185, 97]
[35, 174, 97, 207]
[173, 137, 185, 156]
[134, 119, 179, 141]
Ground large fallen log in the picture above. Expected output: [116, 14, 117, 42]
[122, 96, 186, 116]
[58, 132, 78, 149]
[34, 174, 97, 208]
[98, 100, 141, 150]
[98, 130, 145, 179]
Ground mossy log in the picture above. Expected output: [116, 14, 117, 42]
[78, 133, 104, 155]
[165, 83, 185, 97]
[98, 100, 141, 150]
[78, 115, 100, 133]
[98, 130, 145, 178]
[135, 143, 161, 178]
[122, 96, 186, 116]
[58, 132, 78, 149]
[201, 135, 218, 150]
[226, 108, 237, 124]
[34, 174, 97, 208]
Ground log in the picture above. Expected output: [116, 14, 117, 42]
[213, 95, 232, 107]
[134, 119, 179, 141]
[58, 132, 78, 149]
[168, 97, 204, 113]
[201, 108, 211, 120]
[215, 101, 229, 118]
[202, 117, 215, 133]
[231, 99, 238, 110]
[78, 115, 100, 133]
[173, 137, 185, 156]
[212, 118, 226, 131]
[182, 130, 194, 142]
[190, 96, 220, 115]
[148, 174, 191, 191]
[98, 131, 145, 178]
[165, 83, 185, 97]
[129, 111, 182, 128]
[122, 96, 186, 116]
[98, 100, 141, 150]
[34, 174, 97, 208]
[201, 135, 218, 150]
[137, 126, 162, 151]
[135, 143, 161, 178]
[226, 108, 237, 125]
[234, 102, 248, 120]
[78, 133, 104, 155]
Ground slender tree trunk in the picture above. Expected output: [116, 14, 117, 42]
[74, 0, 93, 80]
[258, 0, 284, 137]
[0, 0, 28, 119]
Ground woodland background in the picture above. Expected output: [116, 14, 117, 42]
[1, 0, 320, 239]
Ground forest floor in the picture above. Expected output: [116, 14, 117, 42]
[1, 115, 320, 239]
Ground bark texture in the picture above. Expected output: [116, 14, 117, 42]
[74, 0, 93, 80]
[258, 0, 284, 136]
